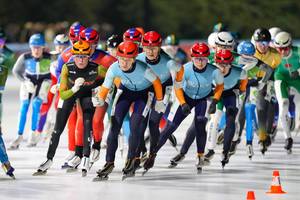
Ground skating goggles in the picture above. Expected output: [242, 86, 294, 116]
[74, 55, 89, 59]
[216, 44, 233, 50]
[256, 41, 269, 46]
[192, 57, 208, 62]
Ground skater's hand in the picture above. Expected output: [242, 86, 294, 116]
[50, 84, 58, 94]
[24, 80, 36, 93]
[291, 71, 300, 79]
[71, 77, 85, 93]
[208, 98, 218, 114]
[181, 103, 191, 116]
[155, 100, 166, 113]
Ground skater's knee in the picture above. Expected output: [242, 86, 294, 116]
[226, 107, 238, 117]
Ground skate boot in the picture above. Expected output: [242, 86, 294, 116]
[81, 157, 90, 177]
[142, 153, 157, 176]
[284, 137, 293, 154]
[246, 144, 254, 160]
[93, 162, 115, 182]
[259, 136, 271, 155]
[216, 130, 224, 145]
[61, 151, 75, 169]
[196, 156, 205, 174]
[27, 131, 41, 147]
[221, 152, 229, 169]
[2, 162, 15, 179]
[229, 141, 238, 157]
[89, 149, 100, 169]
[66, 156, 81, 173]
[270, 124, 278, 142]
[204, 149, 215, 165]
[134, 158, 142, 171]
[168, 134, 178, 151]
[8, 135, 23, 150]
[33, 159, 53, 176]
[122, 158, 136, 181]
[140, 151, 148, 164]
[168, 153, 185, 168]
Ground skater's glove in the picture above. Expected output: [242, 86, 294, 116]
[71, 77, 85, 93]
[208, 98, 218, 114]
[291, 71, 300, 79]
[50, 84, 59, 94]
[181, 103, 191, 116]
[92, 95, 105, 107]
[155, 100, 166, 113]
[24, 80, 36, 93]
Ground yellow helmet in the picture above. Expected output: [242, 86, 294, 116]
[71, 41, 91, 55]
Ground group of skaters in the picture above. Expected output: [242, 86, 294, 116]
[0, 22, 299, 180]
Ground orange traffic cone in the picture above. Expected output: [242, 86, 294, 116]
[266, 170, 286, 194]
[246, 191, 255, 200]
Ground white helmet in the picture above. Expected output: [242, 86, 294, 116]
[269, 27, 282, 40]
[274, 31, 292, 48]
[54, 34, 69, 46]
[215, 31, 234, 47]
[207, 32, 218, 47]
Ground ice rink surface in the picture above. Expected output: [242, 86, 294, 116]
[0, 76, 299, 200]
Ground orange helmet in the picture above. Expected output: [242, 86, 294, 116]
[117, 41, 138, 58]
[71, 41, 91, 55]
[136, 27, 145, 36]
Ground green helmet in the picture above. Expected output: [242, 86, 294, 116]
[164, 34, 179, 45]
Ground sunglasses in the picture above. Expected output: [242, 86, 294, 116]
[74, 55, 89, 59]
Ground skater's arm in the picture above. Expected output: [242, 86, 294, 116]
[144, 68, 163, 100]
[59, 65, 74, 100]
[12, 54, 26, 82]
[174, 66, 185, 105]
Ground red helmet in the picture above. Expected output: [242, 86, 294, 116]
[142, 31, 162, 47]
[214, 49, 233, 64]
[190, 43, 210, 57]
[123, 28, 142, 42]
[69, 22, 85, 43]
[79, 27, 99, 44]
[117, 41, 138, 58]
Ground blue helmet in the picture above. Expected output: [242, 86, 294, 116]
[237, 41, 255, 56]
[29, 33, 45, 47]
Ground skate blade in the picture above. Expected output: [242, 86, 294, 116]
[142, 169, 148, 176]
[122, 173, 135, 181]
[287, 150, 292, 154]
[33, 170, 47, 176]
[93, 175, 108, 182]
[168, 163, 177, 168]
[66, 168, 78, 173]
[8, 146, 19, 151]
[203, 160, 211, 166]
[61, 164, 72, 169]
